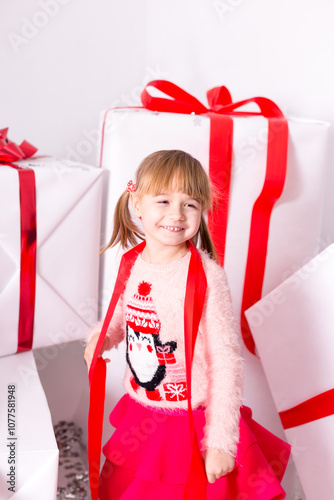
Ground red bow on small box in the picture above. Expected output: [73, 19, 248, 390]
[1, 128, 38, 352]
[0, 127, 37, 162]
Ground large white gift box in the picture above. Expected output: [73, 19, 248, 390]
[0, 351, 59, 499]
[245, 244, 334, 500]
[98, 90, 329, 327]
[98, 87, 329, 382]
[0, 157, 103, 357]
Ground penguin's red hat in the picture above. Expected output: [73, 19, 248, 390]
[125, 281, 161, 335]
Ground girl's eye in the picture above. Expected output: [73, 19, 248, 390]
[158, 200, 169, 204]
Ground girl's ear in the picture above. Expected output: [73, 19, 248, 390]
[130, 194, 141, 218]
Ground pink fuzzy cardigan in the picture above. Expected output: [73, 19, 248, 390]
[92, 250, 244, 456]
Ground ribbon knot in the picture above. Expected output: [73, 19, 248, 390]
[0, 127, 37, 163]
[141, 80, 284, 118]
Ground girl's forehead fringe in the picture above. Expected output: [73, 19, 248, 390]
[135, 157, 212, 207]
[137, 172, 211, 207]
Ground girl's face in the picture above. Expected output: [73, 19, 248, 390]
[131, 190, 202, 259]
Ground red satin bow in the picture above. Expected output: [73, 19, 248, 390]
[141, 81, 289, 355]
[279, 388, 334, 429]
[0, 128, 38, 352]
[0, 127, 37, 162]
[141, 80, 283, 117]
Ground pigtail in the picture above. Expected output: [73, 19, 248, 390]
[197, 215, 220, 264]
[100, 191, 144, 253]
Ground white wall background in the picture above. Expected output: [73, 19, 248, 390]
[1, 0, 333, 234]
[2, 1, 333, 498]
[1, 0, 333, 235]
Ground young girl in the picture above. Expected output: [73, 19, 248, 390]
[85, 150, 290, 500]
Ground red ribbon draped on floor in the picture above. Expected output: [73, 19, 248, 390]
[141, 80, 289, 355]
[0, 128, 38, 352]
[279, 388, 334, 430]
[88, 241, 208, 500]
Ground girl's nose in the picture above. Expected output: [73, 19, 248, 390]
[169, 205, 185, 220]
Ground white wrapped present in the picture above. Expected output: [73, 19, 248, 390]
[98, 82, 329, 334]
[245, 244, 334, 500]
[98, 81, 329, 405]
[0, 157, 103, 357]
[0, 351, 59, 499]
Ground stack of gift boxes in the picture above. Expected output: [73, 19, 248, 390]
[0, 81, 332, 499]
[0, 143, 103, 498]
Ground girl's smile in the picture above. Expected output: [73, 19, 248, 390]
[161, 226, 185, 232]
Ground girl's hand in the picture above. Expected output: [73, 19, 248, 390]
[84, 331, 110, 371]
[203, 448, 235, 483]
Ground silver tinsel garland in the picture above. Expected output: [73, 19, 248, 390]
[54, 421, 91, 499]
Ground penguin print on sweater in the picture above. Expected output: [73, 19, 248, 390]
[125, 281, 183, 402]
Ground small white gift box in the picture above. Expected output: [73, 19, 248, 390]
[245, 244, 334, 500]
[0, 157, 103, 357]
[0, 351, 59, 499]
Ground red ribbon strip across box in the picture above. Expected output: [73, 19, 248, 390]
[245, 244, 334, 500]
[0, 128, 104, 356]
[0, 128, 38, 352]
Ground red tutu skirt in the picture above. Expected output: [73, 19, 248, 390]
[99, 395, 290, 500]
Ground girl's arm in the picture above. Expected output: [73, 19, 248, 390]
[200, 255, 245, 457]
[84, 295, 125, 370]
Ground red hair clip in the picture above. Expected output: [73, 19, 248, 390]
[126, 180, 136, 193]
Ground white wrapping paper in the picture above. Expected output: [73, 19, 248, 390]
[0, 351, 58, 499]
[245, 244, 334, 500]
[0, 158, 103, 357]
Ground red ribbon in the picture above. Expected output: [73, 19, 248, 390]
[141, 81, 289, 355]
[279, 388, 334, 430]
[0, 128, 38, 352]
[88, 240, 208, 500]
[0, 128, 37, 162]
[88, 242, 145, 500]
[183, 241, 208, 499]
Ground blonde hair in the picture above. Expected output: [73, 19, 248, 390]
[102, 150, 219, 262]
